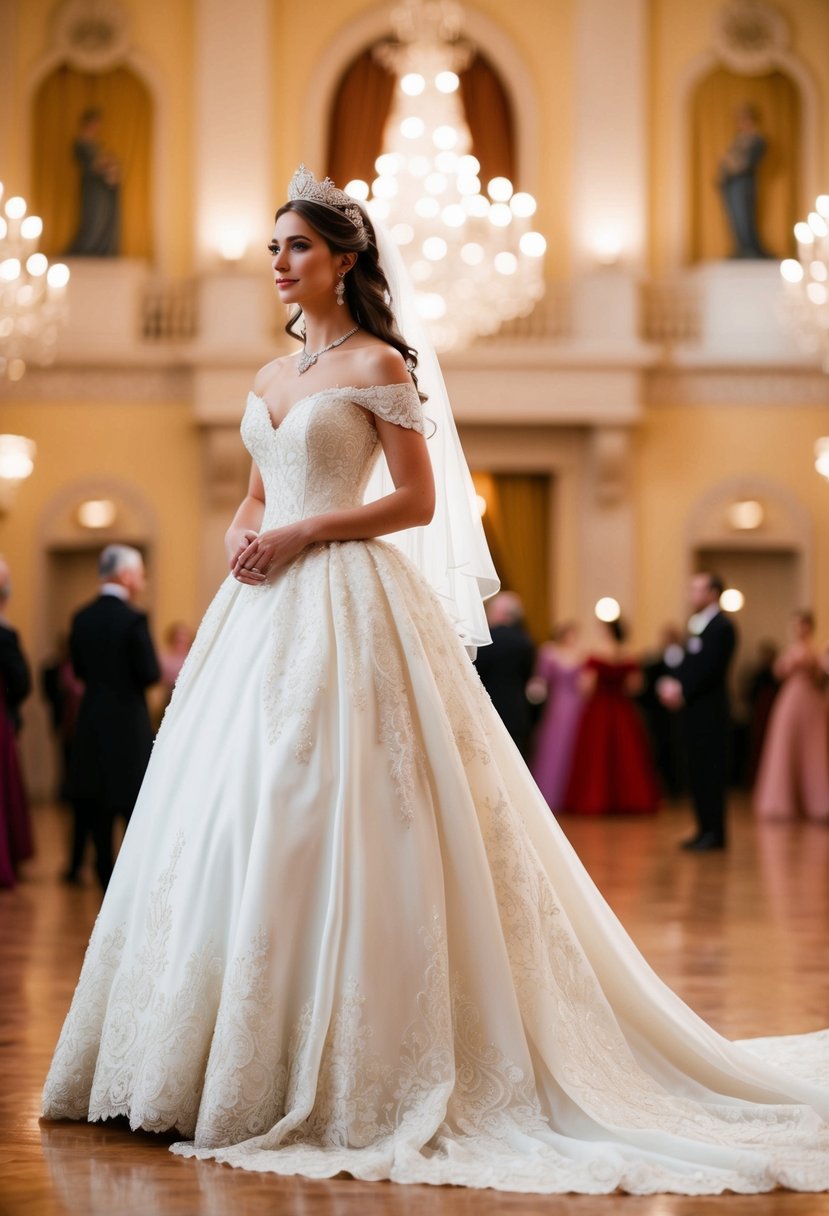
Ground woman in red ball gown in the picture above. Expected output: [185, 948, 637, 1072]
[564, 618, 661, 815]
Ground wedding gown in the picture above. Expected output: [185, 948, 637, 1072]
[42, 383, 829, 1195]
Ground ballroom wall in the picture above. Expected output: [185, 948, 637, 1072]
[2, 0, 829, 802]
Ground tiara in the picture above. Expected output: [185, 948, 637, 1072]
[288, 164, 365, 231]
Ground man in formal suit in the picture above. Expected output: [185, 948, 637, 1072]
[474, 592, 536, 758]
[658, 573, 737, 851]
[68, 545, 159, 889]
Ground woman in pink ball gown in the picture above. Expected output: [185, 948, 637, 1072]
[754, 610, 829, 822]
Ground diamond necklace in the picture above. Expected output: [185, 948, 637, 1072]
[297, 325, 359, 375]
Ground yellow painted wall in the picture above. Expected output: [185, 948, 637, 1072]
[9, 0, 194, 275]
[634, 401, 829, 640]
[0, 399, 202, 656]
[649, 0, 829, 273]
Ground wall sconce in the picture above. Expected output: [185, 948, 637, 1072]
[595, 596, 621, 622]
[77, 498, 117, 529]
[727, 499, 764, 530]
[591, 230, 623, 267]
[216, 226, 249, 263]
[815, 437, 829, 481]
[0, 433, 35, 511]
[720, 588, 745, 613]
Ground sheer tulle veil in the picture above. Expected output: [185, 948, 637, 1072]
[363, 217, 499, 653]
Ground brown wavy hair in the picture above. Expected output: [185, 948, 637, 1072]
[274, 199, 424, 399]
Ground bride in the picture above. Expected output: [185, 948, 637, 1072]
[42, 167, 829, 1196]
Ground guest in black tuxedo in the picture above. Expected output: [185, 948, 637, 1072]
[68, 545, 160, 890]
[474, 592, 536, 757]
[658, 573, 737, 851]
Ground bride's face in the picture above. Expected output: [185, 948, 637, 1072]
[269, 211, 343, 309]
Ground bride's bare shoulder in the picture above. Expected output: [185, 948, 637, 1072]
[351, 342, 410, 387]
[253, 352, 296, 397]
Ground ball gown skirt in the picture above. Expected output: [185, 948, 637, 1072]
[42, 385, 829, 1195]
[754, 669, 829, 822]
[564, 659, 661, 816]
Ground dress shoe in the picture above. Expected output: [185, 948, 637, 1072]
[681, 833, 725, 852]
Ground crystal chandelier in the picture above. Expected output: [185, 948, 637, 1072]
[345, 0, 546, 351]
[0, 183, 70, 380]
[779, 193, 829, 369]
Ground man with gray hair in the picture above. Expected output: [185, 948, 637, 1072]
[67, 545, 160, 890]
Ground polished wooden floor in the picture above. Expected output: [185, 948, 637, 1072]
[2, 799, 829, 1216]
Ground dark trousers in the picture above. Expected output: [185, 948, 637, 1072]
[69, 799, 131, 890]
[685, 716, 728, 841]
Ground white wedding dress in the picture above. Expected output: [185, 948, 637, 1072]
[43, 383, 829, 1195]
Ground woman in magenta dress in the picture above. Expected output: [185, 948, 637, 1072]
[754, 610, 829, 822]
[564, 618, 660, 815]
[530, 622, 586, 812]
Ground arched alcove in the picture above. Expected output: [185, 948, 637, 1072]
[688, 67, 800, 262]
[302, 3, 539, 194]
[31, 62, 154, 259]
[325, 45, 515, 191]
[662, 38, 818, 270]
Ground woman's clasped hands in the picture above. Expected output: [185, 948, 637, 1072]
[231, 521, 314, 585]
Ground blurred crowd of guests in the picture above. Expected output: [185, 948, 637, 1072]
[0, 546, 193, 890]
[475, 582, 829, 848]
[2, 550, 828, 889]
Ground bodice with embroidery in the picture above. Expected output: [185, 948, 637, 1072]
[241, 384, 424, 531]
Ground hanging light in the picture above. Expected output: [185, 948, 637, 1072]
[780, 194, 829, 369]
[0, 182, 70, 379]
[367, 0, 545, 351]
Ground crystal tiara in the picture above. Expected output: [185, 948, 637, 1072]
[287, 165, 365, 231]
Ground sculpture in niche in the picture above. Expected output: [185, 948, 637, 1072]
[64, 107, 121, 257]
[716, 103, 771, 259]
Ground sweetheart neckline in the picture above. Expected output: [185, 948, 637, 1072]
[248, 385, 393, 433]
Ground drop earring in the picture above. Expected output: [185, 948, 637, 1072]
[335, 273, 346, 305]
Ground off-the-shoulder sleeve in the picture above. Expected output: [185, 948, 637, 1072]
[349, 383, 425, 434]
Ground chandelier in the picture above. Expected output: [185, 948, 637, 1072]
[345, 0, 546, 351]
[0, 183, 70, 380]
[779, 193, 829, 369]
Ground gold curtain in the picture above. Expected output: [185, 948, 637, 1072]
[326, 49, 514, 191]
[458, 53, 515, 186]
[325, 50, 397, 187]
[689, 68, 800, 263]
[31, 64, 153, 259]
[473, 471, 550, 642]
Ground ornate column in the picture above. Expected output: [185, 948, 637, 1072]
[570, 0, 649, 351]
[194, 0, 272, 270]
[192, 0, 277, 609]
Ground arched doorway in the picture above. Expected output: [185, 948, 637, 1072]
[25, 480, 157, 803]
